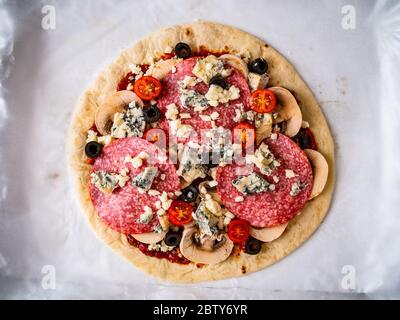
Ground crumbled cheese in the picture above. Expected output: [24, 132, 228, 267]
[178, 76, 200, 89]
[247, 72, 269, 90]
[205, 84, 240, 107]
[179, 89, 209, 111]
[160, 174, 166, 181]
[210, 111, 219, 120]
[269, 184, 276, 191]
[132, 167, 158, 192]
[176, 123, 195, 139]
[129, 64, 142, 75]
[273, 176, 280, 183]
[192, 203, 218, 236]
[148, 189, 160, 196]
[148, 241, 174, 252]
[179, 113, 191, 119]
[270, 133, 278, 140]
[165, 103, 179, 120]
[138, 206, 153, 224]
[90, 171, 129, 194]
[124, 151, 149, 169]
[234, 196, 244, 202]
[155, 201, 162, 209]
[192, 55, 231, 84]
[249, 142, 280, 175]
[86, 130, 98, 143]
[171, 66, 176, 73]
[177, 147, 207, 183]
[111, 102, 145, 138]
[157, 211, 170, 231]
[159, 191, 173, 210]
[174, 191, 182, 197]
[302, 121, 310, 128]
[199, 115, 211, 122]
[97, 134, 113, 145]
[290, 182, 303, 196]
[126, 83, 133, 91]
[285, 169, 297, 178]
[232, 172, 270, 195]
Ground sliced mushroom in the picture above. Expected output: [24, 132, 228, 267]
[199, 180, 221, 203]
[304, 149, 328, 199]
[219, 54, 249, 78]
[179, 227, 234, 264]
[147, 58, 182, 80]
[269, 86, 302, 137]
[255, 113, 273, 145]
[95, 90, 144, 135]
[132, 231, 167, 244]
[249, 223, 288, 242]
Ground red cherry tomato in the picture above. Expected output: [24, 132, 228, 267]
[228, 219, 250, 244]
[250, 89, 277, 113]
[133, 76, 162, 101]
[167, 200, 194, 226]
[232, 122, 255, 149]
[143, 128, 167, 150]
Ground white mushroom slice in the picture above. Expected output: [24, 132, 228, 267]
[147, 58, 182, 80]
[179, 227, 234, 265]
[131, 231, 167, 244]
[249, 223, 288, 242]
[95, 90, 144, 135]
[304, 149, 328, 199]
[255, 113, 273, 145]
[180, 178, 191, 190]
[219, 54, 249, 78]
[269, 86, 302, 137]
[199, 181, 221, 203]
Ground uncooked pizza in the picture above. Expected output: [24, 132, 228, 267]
[67, 21, 335, 282]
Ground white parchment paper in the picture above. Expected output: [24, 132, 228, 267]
[0, 0, 399, 299]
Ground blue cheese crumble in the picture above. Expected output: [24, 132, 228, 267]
[132, 167, 158, 192]
[90, 170, 130, 194]
[111, 101, 145, 138]
[232, 172, 271, 196]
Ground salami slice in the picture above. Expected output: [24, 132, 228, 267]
[157, 57, 251, 133]
[89, 137, 180, 234]
[216, 133, 313, 228]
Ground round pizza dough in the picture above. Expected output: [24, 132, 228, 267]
[66, 21, 335, 283]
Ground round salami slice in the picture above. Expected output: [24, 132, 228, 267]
[157, 57, 251, 134]
[89, 137, 180, 234]
[216, 133, 313, 228]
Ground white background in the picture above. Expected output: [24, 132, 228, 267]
[0, 0, 399, 299]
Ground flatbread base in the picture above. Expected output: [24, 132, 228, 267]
[66, 21, 335, 283]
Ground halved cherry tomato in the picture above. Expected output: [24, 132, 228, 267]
[250, 89, 277, 113]
[228, 219, 250, 244]
[167, 200, 193, 226]
[143, 128, 167, 150]
[133, 76, 162, 101]
[232, 122, 255, 149]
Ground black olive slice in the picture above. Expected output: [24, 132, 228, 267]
[85, 141, 103, 158]
[143, 105, 161, 123]
[245, 237, 262, 255]
[179, 185, 198, 203]
[164, 231, 182, 247]
[249, 58, 268, 74]
[209, 75, 228, 89]
[175, 42, 192, 59]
